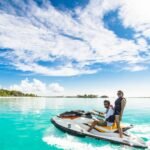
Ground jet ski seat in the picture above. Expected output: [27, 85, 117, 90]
[94, 122, 118, 132]
[86, 122, 121, 133]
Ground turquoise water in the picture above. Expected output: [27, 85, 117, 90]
[0, 97, 150, 150]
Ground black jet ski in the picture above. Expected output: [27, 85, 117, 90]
[51, 110, 147, 149]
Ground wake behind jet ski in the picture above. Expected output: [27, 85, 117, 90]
[51, 110, 147, 149]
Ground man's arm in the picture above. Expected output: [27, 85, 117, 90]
[92, 110, 105, 117]
[99, 112, 105, 117]
[120, 98, 126, 120]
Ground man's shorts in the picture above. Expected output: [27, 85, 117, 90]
[97, 120, 107, 126]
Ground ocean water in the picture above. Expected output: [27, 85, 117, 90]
[0, 97, 150, 150]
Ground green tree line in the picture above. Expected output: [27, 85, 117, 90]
[0, 89, 36, 97]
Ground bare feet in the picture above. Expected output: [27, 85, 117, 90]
[87, 128, 92, 132]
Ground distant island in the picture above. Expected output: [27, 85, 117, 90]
[43, 94, 109, 98]
[68, 94, 109, 98]
[77, 94, 98, 98]
[0, 89, 37, 97]
[100, 95, 109, 98]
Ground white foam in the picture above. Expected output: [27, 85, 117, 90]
[130, 125, 150, 133]
[146, 141, 150, 149]
[129, 124, 150, 139]
[42, 135, 115, 150]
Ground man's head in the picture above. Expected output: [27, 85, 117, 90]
[117, 90, 124, 98]
[104, 100, 110, 108]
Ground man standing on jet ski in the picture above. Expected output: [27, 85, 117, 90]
[114, 90, 126, 138]
[87, 100, 115, 132]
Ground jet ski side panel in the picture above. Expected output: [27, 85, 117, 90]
[51, 118, 86, 137]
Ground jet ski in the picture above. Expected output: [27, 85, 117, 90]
[51, 110, 147, 149]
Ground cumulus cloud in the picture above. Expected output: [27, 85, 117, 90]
[9, 78, 64, 96]
[119, 0, 150, 36]
[0, 0, 150, 75]
[49, 83, 64, 93]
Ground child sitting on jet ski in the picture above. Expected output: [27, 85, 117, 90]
[87, 100, 115, 132]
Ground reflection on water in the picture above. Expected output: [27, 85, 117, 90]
[1, 97, 150, 117]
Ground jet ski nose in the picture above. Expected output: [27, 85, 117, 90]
[139, 143, 148, 149]
[135, 137, 148, 148]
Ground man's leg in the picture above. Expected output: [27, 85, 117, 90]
[87, 120, 106, 132]
[97, 120, 107, 126]
[87, 120, 98, 132]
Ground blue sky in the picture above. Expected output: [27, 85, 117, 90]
[0, 0, 150, 96]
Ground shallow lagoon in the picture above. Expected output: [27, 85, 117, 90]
[0, 97, 150, 150]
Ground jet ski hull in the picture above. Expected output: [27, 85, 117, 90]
[51, 111, 147, 149]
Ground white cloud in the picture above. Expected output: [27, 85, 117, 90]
[9, 78, 64, 96]
[0, 0, 150, 76]
[49, 83, 64, 93]
[119, 0, 150, 38]
[124, 65, 147, 72]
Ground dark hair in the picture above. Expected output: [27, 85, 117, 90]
[118, 90, 124, 96]
[104, 100, 110, 105]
